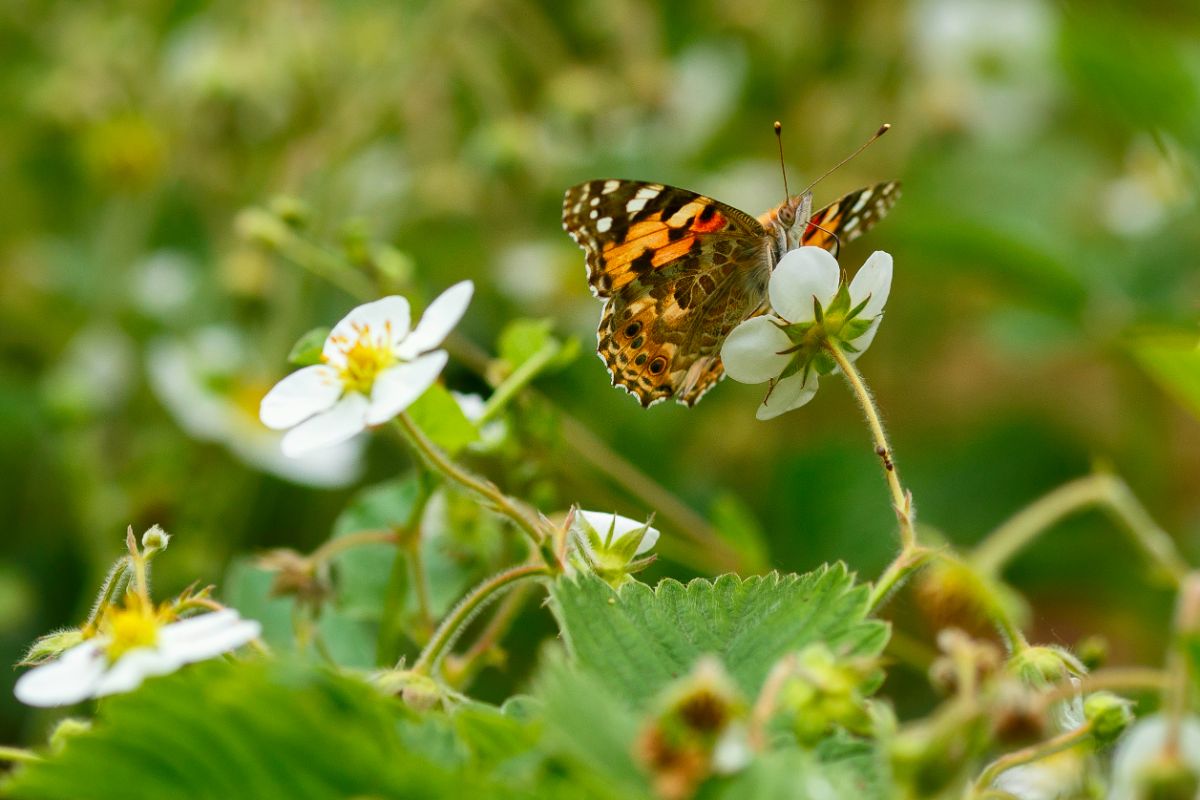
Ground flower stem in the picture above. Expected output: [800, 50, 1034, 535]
[411, 563, 550, 675]
[824, 341, 915, 549]
[310, 530, 399, 565]
[0, 746, 40, 763]
[969, 723, 1093, 797]
[970, 473, 1188, 584]
[394, 413, 548, 551]
[445, 581, 534, 688]
[868, 543, 933, 613]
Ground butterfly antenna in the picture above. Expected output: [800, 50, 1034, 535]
[774, 121, 790, 204]
[798, 123, 891, 196]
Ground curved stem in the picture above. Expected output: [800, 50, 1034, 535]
[395, 414, 548, 551]
[310, 530, 399, 565]
[971, 473, 1188, 584]
[868, 544, 933, 613]
[412, 564, 550, 675]
[970, 723, 1093, 797]
[0, 746, 40, 763]
[824, 341, 915, 549]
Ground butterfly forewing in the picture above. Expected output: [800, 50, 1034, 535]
[562, 178, 900, 408]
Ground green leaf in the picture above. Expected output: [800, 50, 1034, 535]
[287, 327, 329, 366]
[4, 660, 491, 800]
[709, 493, 770, 573]
[405, 383, 478, 456]
[548, 566, 888, 707]
[707, 742, 885, 800]
[1130, 334, 1200, 419]
[498, 318, 578, 372]
[223, 557, 297, 652]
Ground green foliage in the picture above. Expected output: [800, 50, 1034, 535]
[1131, 334, 1200, 420]
[287, 327, 330, 367]
[4, 661, 478, 800]
[548, 567, 888, 706]
[405, 385, 478, 456]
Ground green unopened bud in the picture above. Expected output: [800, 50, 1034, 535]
[235, 208, 290, 250]
[21, 629, 84, 666]
[1136, 752, 1200, 800]
[1009, 645, 1086, 690]
[1085, 691, 1134, 745]
[268, 195, 310, 229]
[141, 524, 170, 554]
[780, 644, 877, 745]
[915, 556, 1028, 636]
[374, 669, 442, 711]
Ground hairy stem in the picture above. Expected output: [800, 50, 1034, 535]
[868, 543, 933, 613]
[970, 724, 1093, 797]
[824, 341, 915, 549]
[412, 564, 550, 675]
[395, 414, 548, 551]
[310, 529, 399, 565]
[971, 473, 1188, 584]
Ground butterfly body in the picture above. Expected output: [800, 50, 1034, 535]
[563, 179, 899, 408]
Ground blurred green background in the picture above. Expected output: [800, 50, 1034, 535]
[2, 0, 1198, 743]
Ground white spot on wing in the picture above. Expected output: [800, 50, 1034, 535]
[596, 217, 613, 233]
[590, 196, 600, 207]
[851, 192, 871, 213]
[590, 209, 598, 219]
[626, 197, 648, 213]
[843, 216, 860, 232]
[635, 186, 661, 201]
[602, 180, 620, 194]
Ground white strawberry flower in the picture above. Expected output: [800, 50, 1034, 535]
[721, 247, 892, 420]
[569, 510, 660, 587]
[260, 282, 473, 456]
[14, 606, 260, 707]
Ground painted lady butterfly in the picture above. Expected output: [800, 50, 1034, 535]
[563, 178, 900, 407]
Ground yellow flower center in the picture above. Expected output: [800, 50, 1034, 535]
[329, 324, 397, 395]
[101, 604, 161, 662]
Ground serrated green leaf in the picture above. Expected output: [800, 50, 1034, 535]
[1130, 334, 1200, 420]
[223, 557, 297, 652]
[287, 327, 330, 366]
[3, 660, 493, 800]
[405, 383, 478, 456]
[549, 567, 888, 707]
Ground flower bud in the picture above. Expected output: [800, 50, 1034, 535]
[1008, 645, 1085, 690]
[914, 556, 1028, 638]
[569, 510, 659, 588]
[778, 644, 877, 746]
[20, 629, 85, 666]
[141, 524, 170, 554]
[374, 669, 443, 711]
[235, 208, 289, 250]
[268, 195, 310, 229]
[1084, 691, 1134, 745]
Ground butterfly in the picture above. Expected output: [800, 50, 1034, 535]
[562, 178, 900, 407]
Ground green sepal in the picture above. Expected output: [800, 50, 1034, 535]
[287, 327, 330, 367]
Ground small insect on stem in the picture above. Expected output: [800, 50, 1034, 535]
[875, 445, 894, 472]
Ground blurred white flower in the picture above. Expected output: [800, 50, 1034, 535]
[148, 329, 364, 488]
[992, 750, 1089, 800]
[261, 282, 473, 456]
[15, 607, 260, 707]
[1109, 714, 1200, 799]
[1102, 136, 1195, 238]
[721, 247, 892, 420]
[910, 0, 1058, 144]
[129, 250, 198, 320]
[42, 325, 136, 416]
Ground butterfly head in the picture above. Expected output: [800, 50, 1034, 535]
[766, 191, 815, 253]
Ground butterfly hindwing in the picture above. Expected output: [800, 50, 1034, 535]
[802, 182, 901, 256]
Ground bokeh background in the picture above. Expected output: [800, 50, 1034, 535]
[2, 0, 1198, 743]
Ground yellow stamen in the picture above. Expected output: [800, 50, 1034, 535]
[99, 595, 169, 662]
[328, 323, 396, 395]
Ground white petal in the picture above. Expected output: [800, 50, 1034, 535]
[756, 371, 819, 421]
[769, 247, 840, 323]
[395, 281, 473, 359]
[160, 617, 261, 664]
[94, 648, 181, 697]
[158, 610, 240, 645]
[364, 351, 448, 425]
[848, 251, 893, 319]
[281, 394, 369, 456]
[720, 317, 792, 384]
[846, 317, 882, 361]
[259, 366, 343, 429]
[577, 511, 660, 555]
[14, 641, 108, 707]
[323, 296, 412, 367]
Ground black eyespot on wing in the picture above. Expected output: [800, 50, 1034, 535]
[648, 356, 667, 375]
[624, 321, 642, 338]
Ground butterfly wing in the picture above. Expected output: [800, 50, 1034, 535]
[801, 182, 901, 257]
[563, 180, 771, 407]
